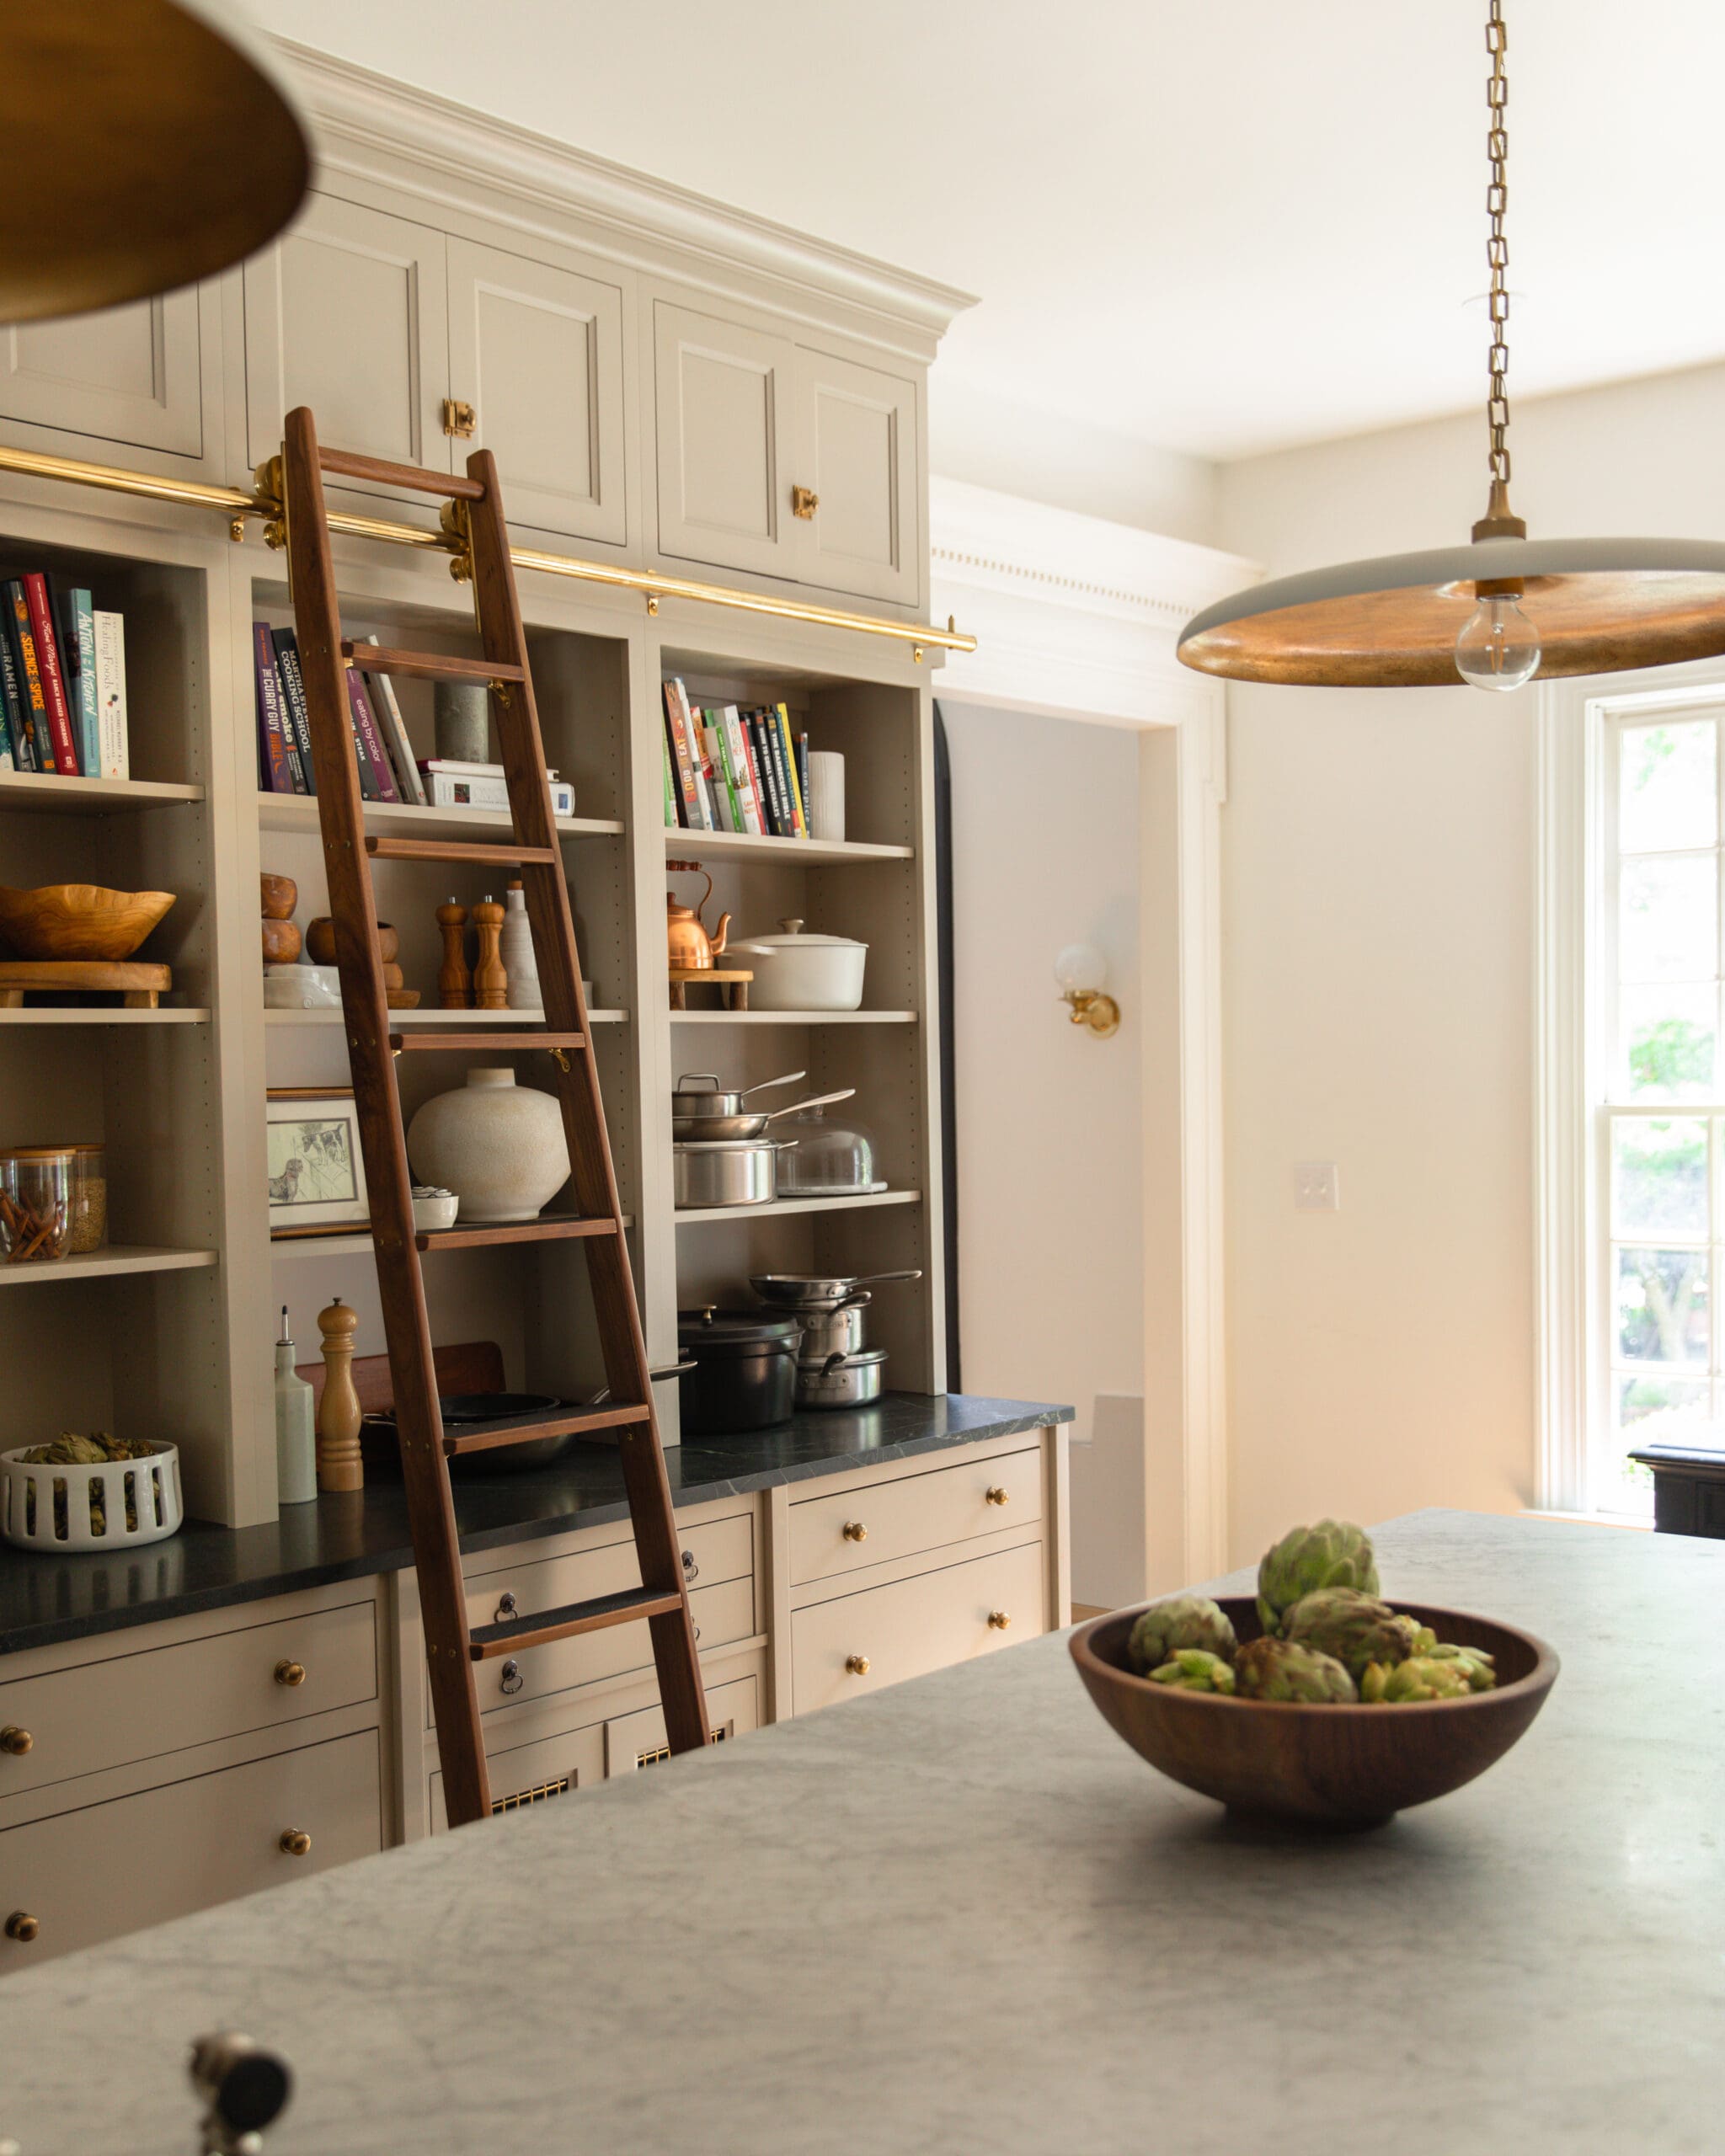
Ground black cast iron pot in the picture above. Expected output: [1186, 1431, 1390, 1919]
[678, 1306, 802, 1434]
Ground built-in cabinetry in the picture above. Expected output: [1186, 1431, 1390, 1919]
[0, 286, 212, 468]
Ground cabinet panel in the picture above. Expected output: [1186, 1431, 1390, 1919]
[654, 302, 793, 579]
[0, 1598, 378, 1799]
[243, 192, 451, 485]
[447, 238, 628, 547]
[430, 1707, 605, 1833]
[0, 289, 203, 456]
[604, 1671, 761, 1775]
[791, 1542, 1044, 1714]
[789, 1447, 1042, 1588]
[0, 1730, 382, 1967]
[794, 348, 919, 605]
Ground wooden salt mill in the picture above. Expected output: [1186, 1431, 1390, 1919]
[472, 893, 507, 1010]
[436, 899, 471, 1009]
[315, 1296, 364, 1492]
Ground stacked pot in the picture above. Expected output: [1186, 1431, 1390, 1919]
[670, 1070, 856, 1209]
[752, 1268, 921, 1411]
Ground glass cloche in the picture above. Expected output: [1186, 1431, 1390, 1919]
[774, 1102, 883, 1196]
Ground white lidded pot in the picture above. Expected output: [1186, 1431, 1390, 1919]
[732, 918, 867, 1011]
[406, 1067, 569, 1222]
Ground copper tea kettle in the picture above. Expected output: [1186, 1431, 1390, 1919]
[666, 861, 729, 970]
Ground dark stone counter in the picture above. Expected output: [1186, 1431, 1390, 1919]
[0, 1393, 1070, 1657]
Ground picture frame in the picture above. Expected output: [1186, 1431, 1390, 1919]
[265, 1087, 369, 1235]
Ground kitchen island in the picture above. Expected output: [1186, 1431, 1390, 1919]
[5, 1508, 1716, 2156]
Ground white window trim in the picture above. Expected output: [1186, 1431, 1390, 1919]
[1536, 656, 1725, 1513]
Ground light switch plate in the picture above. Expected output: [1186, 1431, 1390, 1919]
[1295, 1161, 1339, 1211]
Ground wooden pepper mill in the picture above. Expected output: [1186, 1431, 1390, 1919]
[472, 893, 507, 1010]
[315, 1295, 364, 1492]
[436, 899, 471, 1009]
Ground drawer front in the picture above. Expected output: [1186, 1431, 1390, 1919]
[0, 1599, 378, 1799]
[791, 1543, 1045, 1716]
[604, 1673, 761, 1777]
[430, 1711, 606, 1834]
[0, 1730, 382, 1968]
[789, 1448, 1041, 1587]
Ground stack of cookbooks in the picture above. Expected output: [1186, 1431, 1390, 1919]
[254, 624, 425, 803]
[416, 760, 574, 817]
[661, 675, 809, 837]
[0, 572, 127, 778]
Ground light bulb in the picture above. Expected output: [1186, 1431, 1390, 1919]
[1054, 942, 1106, 996]
[1455, 593, 1541, 691]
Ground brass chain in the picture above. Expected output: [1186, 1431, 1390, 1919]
[1485, 0, 1512, 485]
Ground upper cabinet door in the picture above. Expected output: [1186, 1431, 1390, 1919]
[0, 289, 204, 457]
[792, 348, 920, 607]
[653, 302, 794, 580]
[446, 239, 628, 549]
[243, 193, 451, 491]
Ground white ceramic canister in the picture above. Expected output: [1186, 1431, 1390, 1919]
[406, 1068, 569, 1222]
[804, 750, 846, 841]
[500, 879, 542, 1009]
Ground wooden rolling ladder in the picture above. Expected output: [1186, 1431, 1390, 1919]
[277, 405, 709, 1828]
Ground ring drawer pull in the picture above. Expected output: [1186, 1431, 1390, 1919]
[273, 1660, 306, 1689]
[499, 1657, 524, 1696]
[0, 1725, 32, 1755]
[841, 1520, 868, 1543]
[845, 1653, 871, 1676]
[987, 1610, 1012, 1630]
[985, 1486, 1009, 1507]
[4, 1911, 38, 1943]
[681, 1550, 698, 1582]
[494, 1590, 519, 1623]
[278, 1828, 312, 1858]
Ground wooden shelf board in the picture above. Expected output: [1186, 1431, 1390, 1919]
[0, 1006, 210, 1026]
[669, 1009, 916, 1025]
[674, 1189, 921, 1226]
[660, 826, 911, 865]
[0, 1244, 218, 1287]
[0, 772, 204, 815]
[265, 1006, 628, 1027]
[258, 794, 622, 842]
[271, 1217, 635, 1262]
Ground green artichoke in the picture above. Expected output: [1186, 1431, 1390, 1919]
[1126, 1593, 1236, 1674]
[1280, 1588, 1422, 1680]
[1360, 1656, 1472, 1704]
[1420, 1642, 1497, 1693]
[1148, 1648, 1236, 1694]
[1256, 1518, 1379, 1633]
[1233, 1636, 1357, 1704]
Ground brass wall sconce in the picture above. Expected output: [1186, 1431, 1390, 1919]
[1055, 943, 1119, 1038]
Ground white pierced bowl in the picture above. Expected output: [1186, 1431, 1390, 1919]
[0, 1440, 183, 1552]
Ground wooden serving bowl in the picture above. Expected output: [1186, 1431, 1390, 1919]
[259, 872, 297, 921]
[0, 883, 175, 961]
[1070, 1596, 1559, 1828]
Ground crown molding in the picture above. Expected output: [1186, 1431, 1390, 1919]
[273, 40, 976, 352]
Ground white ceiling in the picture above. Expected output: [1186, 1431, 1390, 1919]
[250, 0, 1725, 462]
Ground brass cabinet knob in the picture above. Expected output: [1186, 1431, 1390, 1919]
[791, 484, 819, 520]
[0, 1726, 32, 1755]
[841, 1520, 868, 1543]
[985, 1486, 1009, 1507]
[273, 1660, 306, 1689]
[279, 1828, 312, 1857]
[845, 1653, 871, 1676]
[4, 1912, 39, 1943]
[441, 397, 478, 438]
[987, 1610, 1012, 1630]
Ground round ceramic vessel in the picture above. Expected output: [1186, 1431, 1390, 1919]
[406, 1068, 569, 1223]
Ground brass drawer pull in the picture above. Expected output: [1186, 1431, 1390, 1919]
[0, 1725, 32, 1755]
[987, 1610, 1012, 1630]
[791, 484, 819, 520]
[441, 397, 478, 438]
[985, 1486, 1009, 1508]
[841, 1520, 868, 1543]
[273, 1660, 306, 1689]
[279, 1828, 312, 1857]
[845, 1653, 871, 1676]
[5, 1911, 39, 1942]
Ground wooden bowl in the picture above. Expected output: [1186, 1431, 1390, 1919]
[307, 918, 397, 966]
[259, 872, 297, 921]
[0, 883, 175, 962]
[261, 918, 302, 965]
[1070, 1597, 1559, 1828]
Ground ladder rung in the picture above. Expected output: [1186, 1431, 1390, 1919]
[468, 1584, 684, 1659]
[442, 1403, 647, 1458]
[366, 835, 558, 866]
[391, 1031, 585, 1054]
[418, 1214, 619, 1251]
[321, 450, 487, 500]
[343, 642, 525, 686]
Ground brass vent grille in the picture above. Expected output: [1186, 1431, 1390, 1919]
[490, 1774, 572, 1813]
[635, 1726, 731, 1771]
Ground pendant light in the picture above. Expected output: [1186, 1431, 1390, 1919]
[1178, 2, 1725, 691]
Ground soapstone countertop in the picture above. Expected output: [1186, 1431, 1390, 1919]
[6, 1508, 1718, 2156]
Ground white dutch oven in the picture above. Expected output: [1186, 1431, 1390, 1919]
[732, 918, 867, 1011]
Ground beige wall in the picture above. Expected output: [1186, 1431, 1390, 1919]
[1217, 356, 1725, 1563]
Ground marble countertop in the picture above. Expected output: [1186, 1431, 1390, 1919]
[6, 1508, 1718, 2156]
[0, 1393, 1068, 1657]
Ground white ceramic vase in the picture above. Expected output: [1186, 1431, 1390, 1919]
[500, 882, 542, 1009]
[406, 1068, 569, 1222]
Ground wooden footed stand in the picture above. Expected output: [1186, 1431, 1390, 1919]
[0, 961, 172, 1008]
[668, 966, 751, 1011]
[315, 1296, 364, 1492]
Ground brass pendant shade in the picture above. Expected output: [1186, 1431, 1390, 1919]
[0, 0, 308, 324]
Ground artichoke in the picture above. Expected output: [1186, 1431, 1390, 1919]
[1126, 1593, 1236, 1674]
[1360, 1656, 1473, 1704]
[1420, 1642, 1497, 1693]
[1280, 1588, 1422, 1680]
[1233, 1636, 1357, 1704]
[1256, 1518, 1379, 1633]
[1148, 1648, 1236, 1694]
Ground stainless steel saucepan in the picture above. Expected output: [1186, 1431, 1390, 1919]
[672, 1084, 855, 1142]
[750, 1267, 922, 1310]
[671, 1070, 804, 1126]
